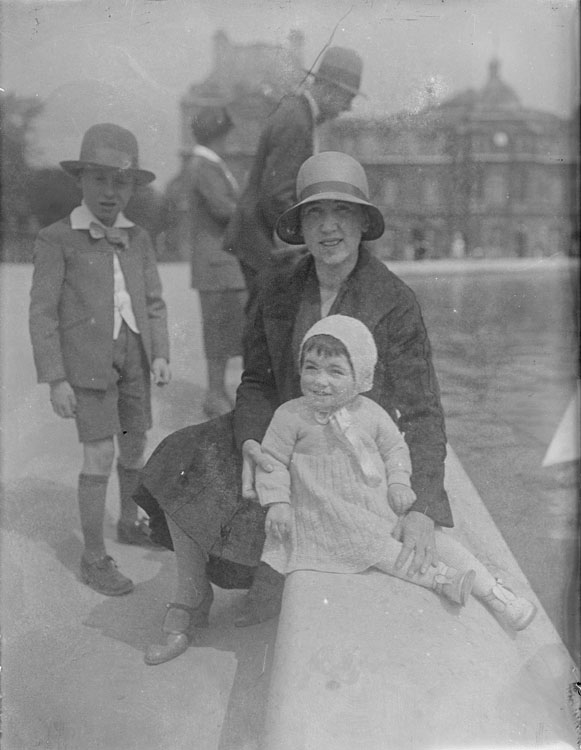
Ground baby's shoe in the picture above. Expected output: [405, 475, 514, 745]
[432, 564, 475, 606]
[481, 579, 537, 631]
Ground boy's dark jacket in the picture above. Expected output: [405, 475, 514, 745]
[29, 217, 169, 390]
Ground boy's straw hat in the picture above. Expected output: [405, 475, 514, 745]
[307, 47, 364, 97]
[60, 123, 156, 185]
[275, 151, 385, 245]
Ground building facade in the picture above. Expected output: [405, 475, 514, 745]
[177, 32, 579, 260]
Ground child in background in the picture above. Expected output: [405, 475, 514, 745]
[29, 123, 171, 596]
[256, 315, 536, 630]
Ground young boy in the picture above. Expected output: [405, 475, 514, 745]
[29, 123, 171, 596]
[257, 315, 537, 630]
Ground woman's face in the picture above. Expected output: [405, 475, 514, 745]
[300, 200, 368, 268]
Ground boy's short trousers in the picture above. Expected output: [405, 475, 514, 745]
[74, 323, 152, 443]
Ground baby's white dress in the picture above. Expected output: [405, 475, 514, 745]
[256, 395, 411, 575]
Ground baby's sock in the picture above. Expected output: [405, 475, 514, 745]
[376, 535, 474, 605]
[433, 531, 497, 597]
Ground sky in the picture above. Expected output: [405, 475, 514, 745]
[1, 0, 579, 187]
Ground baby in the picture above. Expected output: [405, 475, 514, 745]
[256, 315, 536, 630]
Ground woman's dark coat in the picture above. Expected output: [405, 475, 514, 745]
[135, 247, 451, 588]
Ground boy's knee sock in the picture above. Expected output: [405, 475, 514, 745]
[78, 473, 108, 557]
[117, 462, 142, 524]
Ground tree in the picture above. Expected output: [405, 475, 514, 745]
[0, 91, 43, 251]
[28, 168, 81, 228]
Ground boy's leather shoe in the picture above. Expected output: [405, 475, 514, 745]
[80, 555, 134, 596]
[117, 519, 160, 548]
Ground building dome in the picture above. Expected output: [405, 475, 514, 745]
[478, 58, 521, 110]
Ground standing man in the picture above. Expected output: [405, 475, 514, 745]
[183, 104, 247, 418]
[223, 46, 364, 313]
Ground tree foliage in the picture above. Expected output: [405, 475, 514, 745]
[0, 91, 43, 240]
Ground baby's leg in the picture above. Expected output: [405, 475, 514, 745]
[434, 531, 537, 630]
[433, 530, 496, 596]
[376, 533, 474, 606]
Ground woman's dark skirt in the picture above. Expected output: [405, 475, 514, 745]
[134, 412, 265, 589]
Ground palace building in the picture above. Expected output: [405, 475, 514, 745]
[177, 31, 578, 259]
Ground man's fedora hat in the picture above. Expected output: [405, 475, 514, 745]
[60, 123, 156, 185]
[307, 46, 364, 97]
[276, 151, 385, 245]
[191, 105, 233, 143]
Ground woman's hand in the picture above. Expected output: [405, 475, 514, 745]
[265, 503, 291, 542]
[387, 483, 416, 515]
[392, 511, 439, 576]
[241, 439, 274, 501]
[49, 380, 77, 419]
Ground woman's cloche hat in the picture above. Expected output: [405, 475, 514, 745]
[276, 151, 385, 245]
[60, 123, 156, 185]
[307, 46, 364, 97]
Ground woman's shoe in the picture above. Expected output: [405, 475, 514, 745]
[144, 585, 214, 666]
[481, 579, 537, 631]
[234, 562, 284, 627]
[432, 564, 475, 606]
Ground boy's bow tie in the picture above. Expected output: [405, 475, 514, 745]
[89, 222, 129, 250]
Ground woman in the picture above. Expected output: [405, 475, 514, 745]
[137, 151, 451, 665]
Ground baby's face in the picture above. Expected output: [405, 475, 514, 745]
[79, 167, 135, 227]
[300, 350, 357, 412]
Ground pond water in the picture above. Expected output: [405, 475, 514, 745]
[395, 259, 579, 660]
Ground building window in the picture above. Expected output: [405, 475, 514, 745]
[548, 226, 562, 256]
[516, 134, 533, 153]
[542, 174, 564, 206]
[382, 178, 399, 206]
[376, 227, 398, 260]
[484, 171, 508, 206]
[530, 169, 563, 205]
[513, 168, 529, 203]
[423, 178, 439, 207]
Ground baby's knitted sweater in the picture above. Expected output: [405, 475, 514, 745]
[256, 395, 411, 575]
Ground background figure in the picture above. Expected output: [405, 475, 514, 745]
[451, 231, 466, 258]
[185, 104, 246, 418]
[222, 46, 363, 316]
